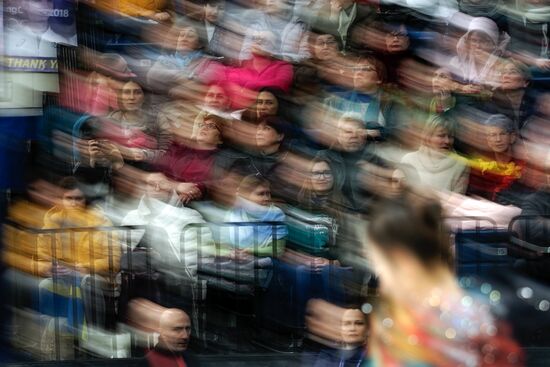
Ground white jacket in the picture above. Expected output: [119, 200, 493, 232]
[121, 195, 214, 276]
[401, 147, 470, 194]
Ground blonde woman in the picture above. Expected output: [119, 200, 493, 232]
[400, 116, 469, 194]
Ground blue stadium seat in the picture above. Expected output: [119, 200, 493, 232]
[455, 229, 517, 277]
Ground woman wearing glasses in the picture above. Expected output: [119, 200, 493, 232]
[484, 59, 537, 130]
[323, 55, 394, 139]
[296, 154, 347, 213]
[278, 153, 350, 263]
[450, 17, 507, 89]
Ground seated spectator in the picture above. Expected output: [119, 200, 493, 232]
[215, 116, 290, 184]
[371, 21, 412, 84]
[73, 117, 125, 204]
[238, 0, 294, 62]
[192, 83, 241, 136]
[241, 87, 284, 124]
[147, 24, 222, 94]
[199, 0, 230, 56]
[278, 154, 349, 259]
[104, 80, 165, 168]
[4, 179, 59, 278]
[485, 59, 536, 130]
[279, 14, 310, 63]
[121, 172, 214, 279]
[295, 154, 347, 212]
[223, 175, 287, 258]
[38, 177, 119, 276]
[326, 113, 382, 207]
[225, 30, 293, 108]
[156, 114, 226, 203]
[37, 177, 120, 330]
[59, 52, 133, 116]
[401, 115, 470, 194]
[467, 114, 525, 203]
[310, 0, 376, 51]
[305, 300, 368, 366]
[156, 84, 218, 148]
[145, 308, 196, 367]
[323, 56, 393, 135]
[450, 17, 506, 88]
[3, 179, 61, 321]
[430, 67, 458, 115]
[308, 32, 342, 71]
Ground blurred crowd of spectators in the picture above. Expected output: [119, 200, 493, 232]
[2, 0, 550, 365]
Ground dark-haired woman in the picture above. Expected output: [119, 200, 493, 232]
[103, 80, 163, 170]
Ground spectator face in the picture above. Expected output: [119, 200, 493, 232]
[468, 31, 495, 58]
[310, 161, 334, 192]
[340, 309, 367, 346]
[312, 34, 339, 61]
[256, 122, 283, 149]
[204, 85, 229, 111]
[337, 118, 366, 152]
[205, 1, 224, 23]
[177, 27, 200, 52]
[499, 63, 529, 91]
[197, 119, 222, 146]
[144, 173, 172, 202]
[159, 310, 191, 353]
[353, 61, 381, 91]
[62, 188, 86, 210]
[427, 126, 453, 152]
[244, 184, 272, 206]
[120, 81, 144, 112]
[432, 69, 453, 94]
[256, 91, 279, 119]
[486, 126, 515, 153]
[385, 25, 409, 53]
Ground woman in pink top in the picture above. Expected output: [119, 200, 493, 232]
[225, 30, 293, 109]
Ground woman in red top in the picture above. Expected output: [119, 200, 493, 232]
[156, 114, 226, 204]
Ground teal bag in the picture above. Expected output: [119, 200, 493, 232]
[283, 206, 337, 256]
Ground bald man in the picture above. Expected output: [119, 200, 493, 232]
[145, 308, 196, 367]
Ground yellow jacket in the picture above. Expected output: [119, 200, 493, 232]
[37, 206, 120, 276]
[3, 200, 50, 276]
